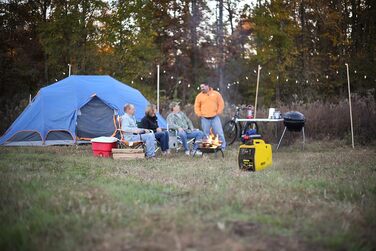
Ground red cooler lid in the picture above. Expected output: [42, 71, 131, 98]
[90, 136, 118, 143]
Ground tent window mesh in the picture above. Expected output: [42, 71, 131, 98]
[8, 131, 42, 142]
[45, 131, 73, 141]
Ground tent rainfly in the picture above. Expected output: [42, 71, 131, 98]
[0, 75, 167, 146]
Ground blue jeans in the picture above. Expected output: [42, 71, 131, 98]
[127, 133, 156, 157]
[178, 130, 204, 151]
[201, 116, 226, 149]
[154, 131, 169, 152]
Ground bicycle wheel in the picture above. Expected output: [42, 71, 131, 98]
[223, 120, 238, 145]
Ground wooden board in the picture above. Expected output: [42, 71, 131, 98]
[112, 148, 145, 160]
[112, 148, 144, 154]
[112, 153, 145, 160]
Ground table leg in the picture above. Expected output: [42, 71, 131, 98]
[277, 127, 287, 150]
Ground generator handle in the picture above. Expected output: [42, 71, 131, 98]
[253, 139, 265, 145]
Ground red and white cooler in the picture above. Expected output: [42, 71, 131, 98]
[91, 136, 118, 158]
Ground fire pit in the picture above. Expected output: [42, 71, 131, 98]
[192, 131, 224, 158]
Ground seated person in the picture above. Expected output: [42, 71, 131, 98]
[121, 103, 156, 158]
[167, 101, 204, 156]
[140, 104, 170, 155]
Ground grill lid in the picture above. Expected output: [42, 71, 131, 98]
[283, 111, 305, 122]
[283, 111, 305, 131]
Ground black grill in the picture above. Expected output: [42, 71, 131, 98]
[283, 111, 305, 132]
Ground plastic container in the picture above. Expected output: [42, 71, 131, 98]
[246, 106, 254, 119]
[91, 137, 118, 157]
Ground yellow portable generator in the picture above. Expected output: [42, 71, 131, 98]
[238, 138, 272, 171]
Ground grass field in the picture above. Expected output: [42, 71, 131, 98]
[0, 141, 376, 251]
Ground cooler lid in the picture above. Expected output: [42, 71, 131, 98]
[91, 136, 118, 143]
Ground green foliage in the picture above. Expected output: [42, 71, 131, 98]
[1, 0, 376, 133]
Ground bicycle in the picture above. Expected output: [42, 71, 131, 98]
[223, 105, 259, 145]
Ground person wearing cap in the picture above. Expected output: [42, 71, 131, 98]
[167, 101, 204, 156]
[121, 103, 156, 158]
[194, 83, 226, 149]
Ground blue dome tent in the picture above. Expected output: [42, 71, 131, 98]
[0, 75, 166, 146]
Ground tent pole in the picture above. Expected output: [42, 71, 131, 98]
[68, 64, 72, 76]
[345, 63, 355, 148]
[254, 65, 261, 118]
[157, 64, 160, 113]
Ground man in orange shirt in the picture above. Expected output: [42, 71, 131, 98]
[194, 83, 226, 149]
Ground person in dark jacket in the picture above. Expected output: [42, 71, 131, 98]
[140, 104, 170, 155]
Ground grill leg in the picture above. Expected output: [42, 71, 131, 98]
[277, 127, 287, 150]
[302, 127, 305, 150]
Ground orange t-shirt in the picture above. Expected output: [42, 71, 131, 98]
[194, 89, 224, 118]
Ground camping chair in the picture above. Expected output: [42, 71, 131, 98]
[115, 116, 160, 153]
[114, 116, 144, 150]
[167, 125, 195, 152]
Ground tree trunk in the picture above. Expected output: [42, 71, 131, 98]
[226, 0, 234, 34]
[191, 0, 198, 88]
[218, 0, 225, 98]
[299, 0, 308, 92]
[351, 0, 358, 55]
[80, 0, 88, 73]
[41, 0, 50, 83]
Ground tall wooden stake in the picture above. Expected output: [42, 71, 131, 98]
[157, 65, 160, 113]
[345, 63, 355, 148]
[254, 65, 261, 118]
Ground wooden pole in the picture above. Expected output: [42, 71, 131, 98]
[254, 65, 261, 118]
[157, 65, 160, 113]
[345, 63, 355, 148]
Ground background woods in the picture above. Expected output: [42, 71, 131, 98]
[1, 0, 375, 135]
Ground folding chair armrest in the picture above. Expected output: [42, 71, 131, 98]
[167, 129, 176, 136]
